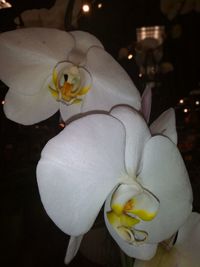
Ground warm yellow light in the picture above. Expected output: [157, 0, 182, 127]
[179, 99, 184, 104]
[136, 26, 165, 45]
[2, 100, 5, 105]
[82, 4, 90, 13]
[128, 54, 133, 60]
[183, 108, 188, 113]
[98, 3, 102, 8]
[59, 123, 65, 128]
[139, 73, 143, 77]
[195, 100, 200, 105]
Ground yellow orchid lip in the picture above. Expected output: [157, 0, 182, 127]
[107, 182, 159, 245]
[48, 62, 91, 106]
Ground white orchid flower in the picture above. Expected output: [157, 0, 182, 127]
[15, 0, 81, 30]
[134, 212, 200, 267]
[36, 105, 193, 264]
[0, 28, 140, 125]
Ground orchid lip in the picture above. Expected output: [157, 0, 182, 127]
[48, 61, 92, 106]
[107, 182, 159, 245]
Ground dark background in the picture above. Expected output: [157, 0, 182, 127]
[0, 1, 200, 266]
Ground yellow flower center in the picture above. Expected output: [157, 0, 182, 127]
[107, 183, 159, 244]
[124, 199, 134, 211]
[48, 64, 91, 105]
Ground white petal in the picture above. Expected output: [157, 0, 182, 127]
[133, 247, 169, 267]
[70, 31, 103, 53]
[110, 106, 151, 176]
[4, 86, 59, 125]
[68, 31, 103, 65]
[25, 28, 74, 61]
[176, 212, 200, 244]
[150, 108, 177, 144]
[134, 212, 200, 267]
[64, 235, 83, 264]
[175, 212, 200, 264]
[37, 114, 126, 236]
[59, 47, 141, 122]
[104, 193, 158, 260]
[82, 47, 141, 112]
[0, 28, 74, 94]
[141, 83, 153, 123]
[137, 136, 193, 243]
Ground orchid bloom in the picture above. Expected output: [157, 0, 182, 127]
[36, 105, 193, 264]
[134, 212, 200, 267]
[14, 0, 81, 30]
[0, 28, 140, 125]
